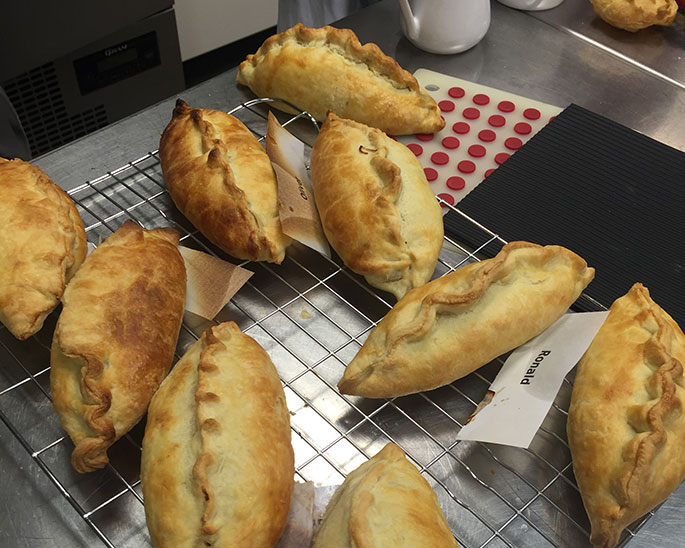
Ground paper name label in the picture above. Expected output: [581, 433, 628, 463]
[456, 311, 609, 448]
[266, 112, 331, 258]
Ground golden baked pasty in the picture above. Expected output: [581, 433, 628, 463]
[339, 241, 594, 398]
[0, 157, 86, 339]
[160, 99, 291, 263]
[567, 283, 685, 548]
[50, 220, 186, 473]
[141, 322, 294, 548]
[312, 443, 458, 548]
[311, 112, 444, 300]
[237, 24, 445, 136]
[589, 0, 677, 31]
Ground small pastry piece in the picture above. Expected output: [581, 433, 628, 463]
[312, 443, 458, 548]
[339, 241, 594, 398]
[0, 157, 86, 339]
[50, 220, 186, 473]
[568, 283, 685, 548]
[237, 24, 444, 135]
[311, 112, 444, 300]
[160, 99, 291, 263]
[141, 322, 294, 548]
[589, 0, 677, 31]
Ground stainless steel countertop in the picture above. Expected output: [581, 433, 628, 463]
[2, 0, 683, 546]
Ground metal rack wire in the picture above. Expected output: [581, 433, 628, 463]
[0, 99, 652, 548]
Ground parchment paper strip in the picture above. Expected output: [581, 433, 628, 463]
[180, 246, 252, 320]
[266, 112, 330, 258]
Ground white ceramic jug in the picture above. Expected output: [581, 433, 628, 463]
[398, 0, 491, 55]
[497, 0, 564, 11]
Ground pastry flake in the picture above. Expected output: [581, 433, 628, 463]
[141, 321, 294, 548]
[237, 24, 445, 135]
[160, 99, 291, 263]
[568, 283, 685, 548]
[50, 220, 186, 473]
[339, 241, 594, 398]
[0, 157, 86, 339]
[312, 443, 458, 548]
[311, 112, 444, 300]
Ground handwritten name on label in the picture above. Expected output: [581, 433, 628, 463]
[456, 311, 609, 448]
[521, 350, 551, 384]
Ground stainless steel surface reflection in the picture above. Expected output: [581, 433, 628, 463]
[2, 0, 684, 546]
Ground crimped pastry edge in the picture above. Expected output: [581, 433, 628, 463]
[238, 23, 422, 93]
[0, 157, 87, 339]
[53, 221, 182, 473]
[312, 112, 441, 299]
[338, 241, 594, 396]
[574, 283, 685, 548]
[160, 99, 289, 263]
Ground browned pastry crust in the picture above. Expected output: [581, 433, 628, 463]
[567, 283, 685, 548]
[0, 157, 86, 339]
[237, 24, 445, 135]
[312, 443, 458, 547]
[339, 241, 594, 398]
[50, 220, 186, 473]
[141, 322, 294, 548]
[160, 99, 291, 263]
[589, 0, 677, 31]
[311, 113, 444, 300]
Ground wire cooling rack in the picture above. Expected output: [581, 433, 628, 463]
[0, 99, 652, 548]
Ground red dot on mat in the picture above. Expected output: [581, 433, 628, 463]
[488, 115, 506, 127]
[478, 129, 496, 142]
[439, 100, 455, 112]
[448, 87, 465, 98]
[424, 168, 438, 181]
[468, 144, 486, 158]
[495, 153, 511, 165]
[417, 133, 434, 142]
[498, 101, 515, 113]
[453, 122, 470, 134]
[458, 160, 476, 174]
[437, 193, 455, 207]
[442, 136, 460, 149]
[549, 116, 557, 122]
[514, 122, 532, 135]
[407, 143, 424, 156]
[431, 152, 450, 165]
[463, 108, 481, 120]
[447, 176, 466, 190]
[504, 137, 523, 150]
[524, 108, 541, 120]
[484, 168, 496, 177]
[473, 94, 490, 106]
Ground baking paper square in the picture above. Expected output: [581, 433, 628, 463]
[456, 311, 609, 448]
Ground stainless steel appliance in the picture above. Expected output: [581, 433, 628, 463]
[0, 1, 184, 157]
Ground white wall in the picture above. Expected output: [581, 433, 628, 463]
[174, 0, 278, 61]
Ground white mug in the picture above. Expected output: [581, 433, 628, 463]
[496, 0, 564, 11]
[398, 0, 491, 55]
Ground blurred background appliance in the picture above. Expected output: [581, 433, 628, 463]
[0, 1, 184, 158]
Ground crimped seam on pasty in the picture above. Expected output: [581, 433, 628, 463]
[589, 286, 684, 548]
[339, 241, 593, 396]
[239, 24, 426, 94]
[160, 100, 290, 263]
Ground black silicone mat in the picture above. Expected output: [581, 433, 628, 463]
[444, 103, 685, 325]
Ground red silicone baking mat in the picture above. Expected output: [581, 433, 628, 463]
[394, 69, 563, 209]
